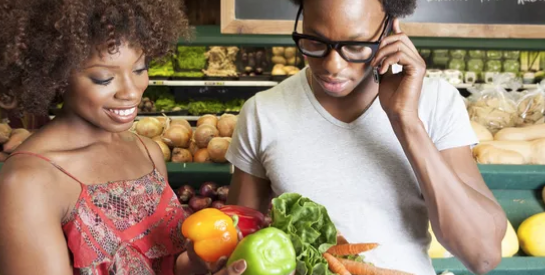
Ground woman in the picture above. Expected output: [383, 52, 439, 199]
[0, 1, 246, 274]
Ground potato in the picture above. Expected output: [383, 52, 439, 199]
[272, 68, 286, 76]
[494, 124, 545, 141]
[272, 47, 285, 56]
[471, 121, 493, 142]
[284, 47, 297, 59]
[283, 66, 298, 74]
[271, 56, 287, 65]
[286, 57, 297, 65]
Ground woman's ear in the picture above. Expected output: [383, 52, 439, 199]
[0, 94, 18, 110]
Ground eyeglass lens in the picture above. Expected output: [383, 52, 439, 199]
[297, 39, 374, 60]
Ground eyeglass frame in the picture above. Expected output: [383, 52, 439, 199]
[291, 3, 393, 64]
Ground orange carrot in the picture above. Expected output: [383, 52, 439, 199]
[337, 234, 349, 245]
[323, 253, 351, 275]
[337, 258, 413, 275]
[327, 243, 379, 256]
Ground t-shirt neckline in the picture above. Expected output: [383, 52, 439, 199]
[300, 67, 379, 129]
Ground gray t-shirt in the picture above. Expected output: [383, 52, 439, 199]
[225, 67, 478, 274]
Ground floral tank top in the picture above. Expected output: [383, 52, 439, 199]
[8, 136, 190, 274]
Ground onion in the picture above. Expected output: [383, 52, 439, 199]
[207, 137, 230, 163]
[171, 118, 192, 135]
[171, 148, 193, 163]
[193, 124, 219, 148]
[154, 140, 171, 161]
[194, 149, 212, 163]
[217, 115, 238, 137]
[200, 182, 218, 198]
[217, 186, 229, 201]
[197, 114, 218, 127]
[156, 116, 170, 128]
[176, 185, 195, 203]
[189, 141, 199, 156]
[136, 117, 164, 138]
[211, 201, 225, 209]
[162, 125, 190, 148]
[189, 196, 212, 212]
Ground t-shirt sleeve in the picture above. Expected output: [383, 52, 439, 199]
[225, 96, 268, 179]
[430, 79, 479, 151]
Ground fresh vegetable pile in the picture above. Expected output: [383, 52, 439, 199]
[181, 193, 413, 275]
[132, 114, 238, 163]
[175, 182, 230, 212]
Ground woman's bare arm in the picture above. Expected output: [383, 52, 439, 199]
[0, 159, 72, 275]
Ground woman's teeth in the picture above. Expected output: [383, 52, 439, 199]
[109, 107, 136, 116]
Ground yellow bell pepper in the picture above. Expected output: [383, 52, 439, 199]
[181, 208, 239, 262]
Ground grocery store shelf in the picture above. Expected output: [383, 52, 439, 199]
[455, 83, 538, 90]
[433, 257, 545, 275]
[182, 26, 545, 50]
[166, 163, 234, 189]
[147, 79, 540, 91]
[148, 80, 278, 87]
[479, 164, 545, 190]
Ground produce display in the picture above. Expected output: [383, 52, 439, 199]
[147, 46, 207, 79]
[422, 49, 544, 85]
[271, 47, 302, 77]
[138, 87, 188, 114]
[175, 46, 207, 78]
[187, 99, 245, 116]
[470, 122, 545, 165]
[132, 114, 238, 163]
[203, 46, 239, 78]
[239, 48, 270, 77]
[466, 75, 520, 134]
[0, 123, 32, 162]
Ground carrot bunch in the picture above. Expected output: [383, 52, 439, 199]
[323, 238, 413, 275]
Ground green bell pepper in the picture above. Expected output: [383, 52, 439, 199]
[227, 227, 296, 275]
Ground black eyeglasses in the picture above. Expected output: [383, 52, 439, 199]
[291, 3, 392, 63]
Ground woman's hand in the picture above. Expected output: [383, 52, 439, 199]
[371, 18, 427, 123]
[176, 240, 247, 275]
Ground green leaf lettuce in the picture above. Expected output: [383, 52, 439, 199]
[271, 193, 337, 275]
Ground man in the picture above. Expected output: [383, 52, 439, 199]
[225, 0, 507, 274]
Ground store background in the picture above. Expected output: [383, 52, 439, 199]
[1, 0, 544, 274]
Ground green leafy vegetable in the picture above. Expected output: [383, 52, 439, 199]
[172, 71, 204, 78]
[271, 193, 338, 275]
[155, 98, 176, 112]
[176, 46, 207, 71]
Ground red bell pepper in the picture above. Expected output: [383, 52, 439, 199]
[219, 205, 266, 237]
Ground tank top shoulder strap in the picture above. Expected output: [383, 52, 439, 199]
[6, 152, 86, 187]
[133, 134, 156, 169]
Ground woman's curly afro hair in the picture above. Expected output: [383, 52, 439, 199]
[290, 0, 417, 18]
[0, 0, 192, 115]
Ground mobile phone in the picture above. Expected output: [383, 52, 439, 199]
[373, 67, 381, 83]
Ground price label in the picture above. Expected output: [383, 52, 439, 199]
[204, 81, 225, 86]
